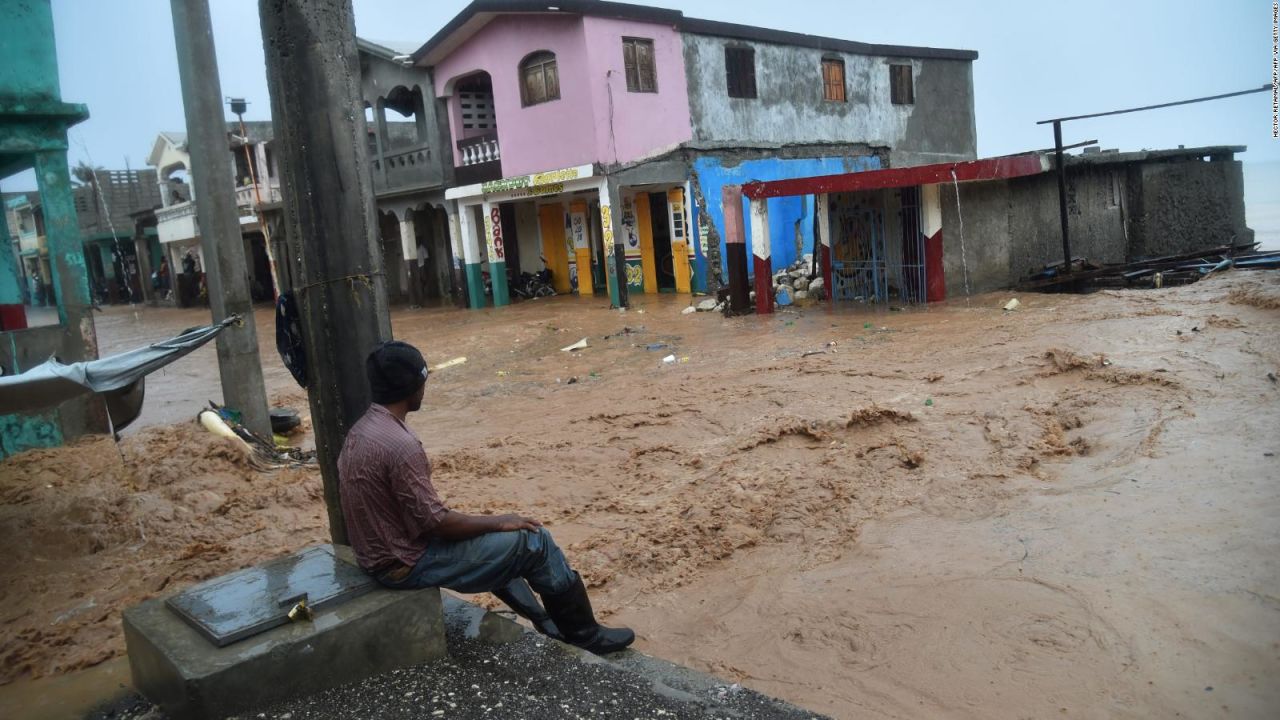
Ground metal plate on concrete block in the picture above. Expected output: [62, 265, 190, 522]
[165, 544, 375, 647]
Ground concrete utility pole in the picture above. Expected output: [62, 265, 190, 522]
[259, 0, 392, 544]
[170, 0, 271, 439]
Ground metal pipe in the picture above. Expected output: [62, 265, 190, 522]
[1053, 120, 1072, 273]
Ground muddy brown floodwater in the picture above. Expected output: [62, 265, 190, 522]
[2, 273, 1279, 719]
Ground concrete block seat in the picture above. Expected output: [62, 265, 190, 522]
[122, 544, 445, 720]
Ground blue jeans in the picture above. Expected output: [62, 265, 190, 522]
[379, 527, 576, 596]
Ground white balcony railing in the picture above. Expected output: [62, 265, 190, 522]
[457, 132, 500, 167]
[156, 200, 196, 222]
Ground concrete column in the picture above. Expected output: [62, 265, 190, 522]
[721, 185, 750, 315]
[34, 151, 95, 351]
[598, 179, 627, 308]
[260, 0, 393, 545]
[370, 99, 387, 186]
[375, 99, 389, 153]
[457, 203, 485, 309]
[749, 197, 772, 314]
[134, 236, 154, 303]
[445, 205, 468, 308]
[0, 199, 25, 330]
[398, 214, 417, 263]
[481, 200, 509, 307]
[399, 212, 423, 307]
[816, 193, 833, 305]
[171, 0, 271, 439]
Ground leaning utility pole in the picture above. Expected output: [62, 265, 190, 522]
[170, 0, 271, 439]
[259, 0, 392, 544]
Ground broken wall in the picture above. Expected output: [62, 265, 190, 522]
[1004, 165, 1130, 284]
[1132, 158, 1251, 258]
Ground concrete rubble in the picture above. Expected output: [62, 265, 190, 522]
[774, 254, 823, 306]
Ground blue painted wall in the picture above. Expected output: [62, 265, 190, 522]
[691, 155, 882, 278]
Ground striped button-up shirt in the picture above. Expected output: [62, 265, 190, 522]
[338, 404, 449, 573]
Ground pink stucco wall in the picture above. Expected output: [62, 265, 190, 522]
[432, 13, 692, 179]
[580, 16, 692, 166]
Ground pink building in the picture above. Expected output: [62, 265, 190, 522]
[406, 1, 977, 311]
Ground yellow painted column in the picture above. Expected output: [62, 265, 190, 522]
[538, 203, 571, 294]
[569, 201, 593, 296]
[634, 193, 658, 294]
[669, 188, 692, 294]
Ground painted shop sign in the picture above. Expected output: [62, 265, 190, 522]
[481, 166, 584, 195]
[507, 182, 565, 199]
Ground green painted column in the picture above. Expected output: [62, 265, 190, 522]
[599, 182, 624, 308]
[465, 262, 485, 309]
[454, 204, 487, 310]
[34, 150, 93, 335]
[490, 260, 509, 306]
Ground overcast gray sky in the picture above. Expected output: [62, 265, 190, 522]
[5, 0, 1276, 183]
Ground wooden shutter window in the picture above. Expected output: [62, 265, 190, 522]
[623, 38, 657, 93]
[520, 51, 560, 106]
[890, 64, 914, 105]
[822, 58, 846, 102]
[725, 46, 757, 99]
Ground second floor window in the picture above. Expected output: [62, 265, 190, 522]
[521, 51, 560, 106]
[623, 37, 657, 93]
[890, 64, 914, 105]
[822, 58, 846, 102]
[725, 46, 756, 99]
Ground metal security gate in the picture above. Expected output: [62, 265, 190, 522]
[899, 186, 927, 304]
[832, 206, 886, 303]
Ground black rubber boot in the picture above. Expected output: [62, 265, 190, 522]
[492, 578, 563, 641]
[541, 573, 635, 654]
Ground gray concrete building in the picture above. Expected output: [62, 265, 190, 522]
[680, 19, 977, 168]
[939, 145, 1252, 295]
[357, 38, 457, 308]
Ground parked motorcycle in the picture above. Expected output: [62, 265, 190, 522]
[482, 267, 555, 299]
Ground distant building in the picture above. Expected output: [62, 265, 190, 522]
[146, 124, 279, 307]
[358, 0, 978, 308]
[725, 144, 1254, 307]
[357, 38, 457, 308]
[72, 168, 161, 304]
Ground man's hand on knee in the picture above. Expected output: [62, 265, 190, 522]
[494, 514, 542, 532]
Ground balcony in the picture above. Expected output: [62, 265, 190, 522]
[371, 143, 438, 196]
[156, 201, 198, 244]
[455, 132, 502, 186]
[234, 183, 281, 227]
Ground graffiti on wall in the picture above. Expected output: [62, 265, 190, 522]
[487, 206, 506, 262]
[600, 204, 614, 252]
[570, 211, 587, 249]
[625, 262, 644, 287]
[622, 197, 640, 254]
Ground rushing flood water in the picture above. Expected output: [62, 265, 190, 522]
[3, 274, 1279, 718]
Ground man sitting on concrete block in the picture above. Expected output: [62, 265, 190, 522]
[338, 341, 634, 655]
